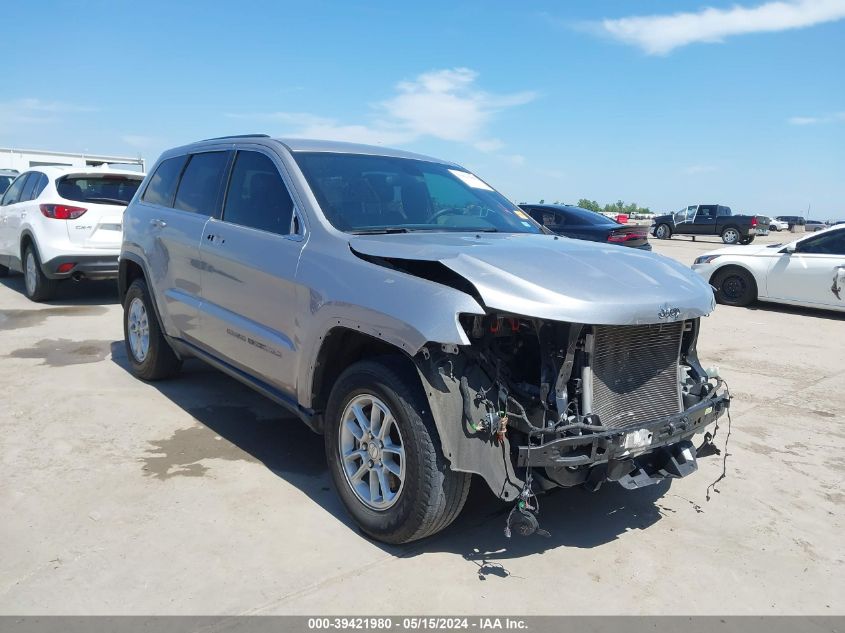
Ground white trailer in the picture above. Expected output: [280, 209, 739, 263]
[0, 147, 145, 173]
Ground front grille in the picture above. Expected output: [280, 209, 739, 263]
[589, 322, 683, 429]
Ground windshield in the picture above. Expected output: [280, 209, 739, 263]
[294, 152, 542, 234]
[0, 175, 14, 194]
[57, 175, 142, 205]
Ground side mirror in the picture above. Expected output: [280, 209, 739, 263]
[784, 242, 797, 254]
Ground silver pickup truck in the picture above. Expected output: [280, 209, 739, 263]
[119, 136, 730, 543]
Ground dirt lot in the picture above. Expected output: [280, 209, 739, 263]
[1, 230, 842, 615]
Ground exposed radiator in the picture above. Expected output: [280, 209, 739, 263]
[587, 322, 684, 429]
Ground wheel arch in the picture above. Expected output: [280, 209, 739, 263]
[118, 254, 148, 304]
[310, 331, 523, 501]
[117, 253, 172, 343]
[308, 327, 420, 432]
[19, 229, 38, 261]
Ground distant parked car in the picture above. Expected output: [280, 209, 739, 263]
[776, 215, 806, 227]
[651, 204, 760, 244]
[805, 220, 827, 232]
[520, 204, 651, 250]
[0, 166, 144, 300]
[692, 225, 845, 311]
[755, 215, 770, 236]
[0, 169, 18, 195]
[769, 218, 789, 231]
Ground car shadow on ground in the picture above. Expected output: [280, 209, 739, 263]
[109, 341, 677, 565]
[0, 272, 119, 306]
[745, 301, 845, 321]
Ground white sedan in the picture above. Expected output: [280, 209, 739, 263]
[692, 225, 845, 312]
[769, 218, 789, 231]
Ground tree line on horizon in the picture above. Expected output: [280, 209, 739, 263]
[534, 199, 655, 215]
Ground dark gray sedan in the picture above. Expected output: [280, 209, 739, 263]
[520, 203, 652, 250]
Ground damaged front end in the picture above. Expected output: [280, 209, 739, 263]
[415, 313, 729, 503]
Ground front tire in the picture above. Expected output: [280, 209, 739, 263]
[22, 245, 57, 302]
[123, 278, 182, 380]
[654, 223, 672, 239]
[325, 359, 471, 544]
[711, 267, 757, 307]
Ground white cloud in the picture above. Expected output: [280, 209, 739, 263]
[0, 98, 97, 128]
[788, 111, 845, 124]
[227, 68, 536, 152]
[473, 138, 505, 152]
[502, 154, 526, 166]
[684, 164, 719, 174]
[598, 0, 845, 55]
[788, 116, 823, 125]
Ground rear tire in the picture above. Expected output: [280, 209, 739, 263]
[324, 358, 471, 544]
[721, 227, 741, 244]
[123, 278, 182, 380]
[22, 245, 57, 302]
[711, 267, 757, 307]
[654, 223, 672, 239]
[739, 236, 755, 245]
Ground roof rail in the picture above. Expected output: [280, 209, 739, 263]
[200, 133, 270, 142]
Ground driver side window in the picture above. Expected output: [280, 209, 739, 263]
[797, 231, 845, 255]
[675, 207, 694, 223]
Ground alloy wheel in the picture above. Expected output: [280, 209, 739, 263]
[127, 297, 150, 362]
[338, 394, 406, 510]
[24, 251, 37, 296]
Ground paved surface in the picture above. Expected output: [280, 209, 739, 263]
[1, 230, 842, 615]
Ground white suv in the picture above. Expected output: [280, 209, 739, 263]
[0, 166, 144, 301]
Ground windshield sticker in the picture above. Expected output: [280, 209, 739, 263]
[449, 169, 494, 191]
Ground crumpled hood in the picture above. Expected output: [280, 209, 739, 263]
[349, 232, 715, 325]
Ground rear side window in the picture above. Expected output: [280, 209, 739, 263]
[30, 173, 48, 200]
[20, 173, 40, 201]
[557, 210, 591, 226]
[174, 152, 229, 215]
[57, 175, 143, 205]
[697, 205, 717, 219]
[1, 174, 29, 206]
[222, 151, 294, 235]
[142, 156, 187, 207]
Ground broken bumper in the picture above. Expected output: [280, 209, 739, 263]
[516, 391, 729, 474]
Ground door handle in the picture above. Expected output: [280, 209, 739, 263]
[206, 233, 225, 245]
[149, 218, 167, 228]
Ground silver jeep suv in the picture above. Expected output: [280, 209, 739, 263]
[120, 135, 730, 543]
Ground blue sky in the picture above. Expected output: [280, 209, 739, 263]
[2, 0, 844, 218]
